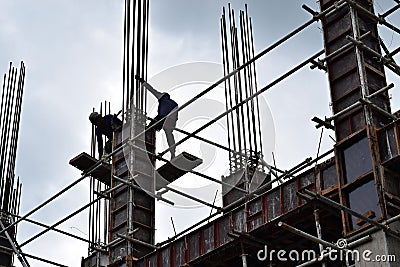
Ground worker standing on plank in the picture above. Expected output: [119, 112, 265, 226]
[135, 75, 178, 159]
[89, 112, 123, 159]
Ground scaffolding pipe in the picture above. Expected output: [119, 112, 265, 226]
[0, 173, 89, 235]
[112, 175, 174, 205]
[366, 82, 394, 100]
[159, 49, 325, 157]
[19, 177, 133, 248]
[278, 221, 340, 250]
[346, 211, 400, 243]
[117, 233, 159, 249]
[240, 242, 248, 267]
[344, 0, 400, 35]
[231, 230, 269, 247]
[325, 83, 394, 122]
[320, 31, 371, 63]
[387, 46, 400, 58]
[241, 254, 248, 267]
[303, 190, 400, 240]
[346, 36, 400, 76]
[328, 101, 362, 122]
[0, 220, 30, 267]
[173, 124, 284, 173]
[359, 98, 397, 120]
[129, 142, 249, 194]
[380, 2, 400, 18]
[19, 196, 104, 248]
[164, 185, 221, 211]
[380, 37, 397, 64]
[117, 234, 160, 249]
[5, 211, 98, 247]
[22, 252, 68, 267]
[0, 144, 125, 236]
[313, 209, 327, 267]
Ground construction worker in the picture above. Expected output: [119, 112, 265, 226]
[135, 75, 178, 159]
[89, 112, 123, 159]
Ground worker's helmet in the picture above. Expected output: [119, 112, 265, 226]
[89, 112, 101, 123]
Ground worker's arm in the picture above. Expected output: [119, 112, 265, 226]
[111, 115, 123, 131]
[143, 82, 164, 100]
[135, 75, 163, 99]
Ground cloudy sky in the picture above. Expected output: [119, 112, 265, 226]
[1, 0, 399, 266]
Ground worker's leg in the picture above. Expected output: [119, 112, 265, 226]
[143, 82, 164, 100]
[164, 127, 176, 159]
[105, 139, 112, 154]
[163, 116, 177, 159]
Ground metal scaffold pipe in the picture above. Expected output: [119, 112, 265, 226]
[0, 220, 30, 267]
[5, 211, 98, 247]
[19, 177, 134, 248]
[303, 189, 400, 241]
[159, 49, 325, 157]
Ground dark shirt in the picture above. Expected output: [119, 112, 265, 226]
[158, 93, 178, 118]
[95, 114, 122, 157]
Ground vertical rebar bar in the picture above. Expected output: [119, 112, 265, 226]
[144, 0, 149, 112]
[244, 7, 259, 157]
[0, 61, 26, 266]
[231, 9, 248, 160]
[136, 0, 142, 110]
[222, 8, 238, 171]
[239, 10, 253, 155]
[221, 16, 233, 173]
[221, 5, 265, 173]
[228, 5, 244, 167]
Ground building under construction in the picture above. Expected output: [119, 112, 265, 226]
[1, 0, 400, 266]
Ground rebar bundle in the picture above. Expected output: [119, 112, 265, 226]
[220, 4, 264, 174]
[87, 101, 111, 255]
[122, 0, 150, 119]
[0, 62, 25, 217]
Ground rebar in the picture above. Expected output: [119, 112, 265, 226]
[0, 62, 25, 251]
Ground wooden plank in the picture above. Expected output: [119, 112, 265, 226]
[69, 152, 111, 186]
[157, 152, 203, 184]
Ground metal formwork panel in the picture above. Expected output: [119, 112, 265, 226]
[320, 0, 391, 141]
[109, 125, 156, 265]
[320, 0, 393, 235]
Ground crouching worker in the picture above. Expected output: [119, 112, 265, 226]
[89, 112, 123, 159]
[135, 75, 178, 159]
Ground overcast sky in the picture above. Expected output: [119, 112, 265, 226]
[1, 1, 400, 266]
